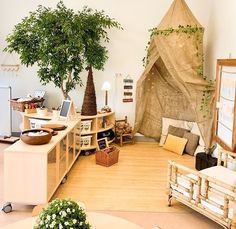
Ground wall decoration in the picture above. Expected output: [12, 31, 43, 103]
[1, 53, 20, 72]
[123, 75, 133, 103]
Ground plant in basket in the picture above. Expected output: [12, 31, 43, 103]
[34, 199, 90, 229]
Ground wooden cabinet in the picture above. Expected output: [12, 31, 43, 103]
[213, 59, 236, 152]
[3, 119, 80, 208]
[79, 112, 115, 151]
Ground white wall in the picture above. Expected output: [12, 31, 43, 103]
[206, 0, 236, 79]
[0, 0, 212, 131]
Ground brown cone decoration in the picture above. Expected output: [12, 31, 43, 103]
[81, 66, 97, 116]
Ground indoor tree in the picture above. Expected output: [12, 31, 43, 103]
[5, 1, 121, 110]
[4, 1, 84, 100]
[79, 7, 122, 115]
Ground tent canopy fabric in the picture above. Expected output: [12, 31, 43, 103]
[134, 0, 214, 149]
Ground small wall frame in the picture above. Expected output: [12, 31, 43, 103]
[213, 59, 236, 152]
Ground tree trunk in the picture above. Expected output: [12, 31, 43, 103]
[61, 86, 71, 100]
[81, 66, 97, 115]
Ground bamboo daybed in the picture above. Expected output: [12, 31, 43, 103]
[168, 148, 236, 229]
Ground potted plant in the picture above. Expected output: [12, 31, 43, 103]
[34, 199, 90, 229]
[4, 1, 84, 100]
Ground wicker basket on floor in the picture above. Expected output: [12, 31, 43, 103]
[95, 146, 119, 167]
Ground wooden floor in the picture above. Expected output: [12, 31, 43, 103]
[53, 142, 195, 212]
[1, 142, 222, 229]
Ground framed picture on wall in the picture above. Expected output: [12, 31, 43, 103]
[213, 59, 236, 152]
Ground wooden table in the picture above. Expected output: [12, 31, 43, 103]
[2, 212, 143, 229]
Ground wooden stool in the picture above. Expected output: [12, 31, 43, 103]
[115, 116, 134, 147]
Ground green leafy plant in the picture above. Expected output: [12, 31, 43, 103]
[34, 199, 90, 229]
[5, 1, 84, 99]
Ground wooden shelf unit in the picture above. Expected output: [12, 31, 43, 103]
[80, 112, 115, 151]
[3, 119, 80, 206]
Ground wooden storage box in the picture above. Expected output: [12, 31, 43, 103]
[10, 98, 44, 112]
[95, 146, 119, 167]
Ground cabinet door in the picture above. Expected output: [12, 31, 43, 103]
[213, 59, 236, 151]
[59, 136, 67, 180]
[68, 131, 75, 167]
[47, 148, 57, 199]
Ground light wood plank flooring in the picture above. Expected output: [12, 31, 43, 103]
[53, 142, 195, 212]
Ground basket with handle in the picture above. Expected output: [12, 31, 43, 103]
[95, 146, 119, 167]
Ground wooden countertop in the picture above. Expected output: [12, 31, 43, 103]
[5, 119, 79, 155]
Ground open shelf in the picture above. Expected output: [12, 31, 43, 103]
[108, 138, 115, 144]
[81, 130, 97, 135]
[79, 112, 115, 151]
[97, 124, 114, 133]
[81, 145, 97, 150]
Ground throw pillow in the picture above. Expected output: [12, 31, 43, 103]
[160, 117, 193, 147]
[163, 134, 188, 155]
[183, 132, 200, 156]
[168, 125, 189, 138]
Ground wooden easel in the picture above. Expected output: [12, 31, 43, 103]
[68, 100, 77, 119]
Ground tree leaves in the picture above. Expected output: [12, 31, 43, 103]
[5, 1, 122, 99]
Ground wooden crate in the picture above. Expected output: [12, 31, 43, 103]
[10, 98, 44, 112]
[95, 146, 119, 167]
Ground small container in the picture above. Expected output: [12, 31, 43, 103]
[52, 110, 60, 119]
[95, 146, 119, 167]
[80, 135, 92, 148]
[20, 128, 52, 145]
[37, 108, 48, 116]
[81, 120, 92, 133]
[29, 118, 49, 129]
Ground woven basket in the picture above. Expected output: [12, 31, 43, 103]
[95, 146, 119, 167]
[10, 98, 44, 112]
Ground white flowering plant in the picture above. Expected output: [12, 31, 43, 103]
[34, 199, 91, 229]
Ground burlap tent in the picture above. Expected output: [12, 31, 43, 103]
[134, 0, 215, 149]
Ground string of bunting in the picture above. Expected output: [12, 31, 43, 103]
[1, 53, 20, 72]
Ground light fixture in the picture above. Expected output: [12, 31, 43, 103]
[101, 81, 111, 112]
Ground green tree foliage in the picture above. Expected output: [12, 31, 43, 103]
[78, 7, 121, 71]
[5, 1, 121, 100]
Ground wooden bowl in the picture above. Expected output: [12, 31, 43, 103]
[41, 123, 67, 131]
[20, 128, 52, 145]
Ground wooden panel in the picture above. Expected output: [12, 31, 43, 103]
[213, 59, 236, 152]
[0, 86, 11, 137]
[4, 151, 47, 204]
